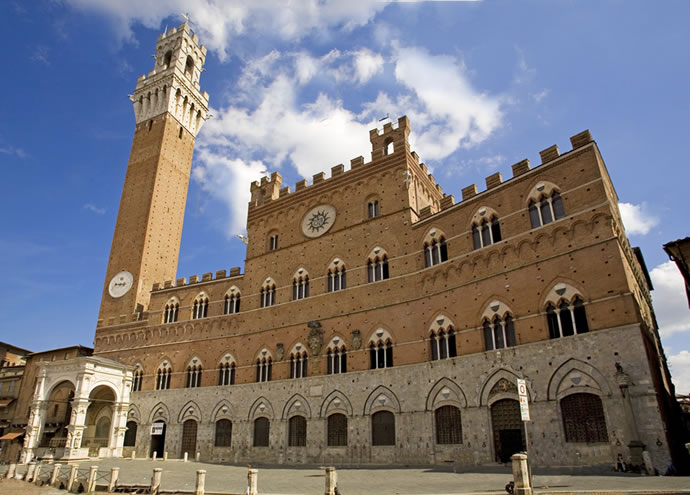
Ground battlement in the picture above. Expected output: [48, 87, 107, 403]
[420, 129, 595, 222]
[152, 266, 243, 293]
[247, 116, 445, 211]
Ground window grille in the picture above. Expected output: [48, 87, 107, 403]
[288, 416, 307, 447]
[561, 393, 608, 443]
[371, 411, 395, 446]
[327, 414, 348, 446]
[181, 419, 198, 455]
[435, 406, 463, 444]
[214, 419, 232, 447]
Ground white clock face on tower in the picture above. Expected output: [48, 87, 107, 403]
[108, 271, 134, 298]
[301, 204, 336, 238]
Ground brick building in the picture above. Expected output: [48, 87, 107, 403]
[19, 22, 688, 471]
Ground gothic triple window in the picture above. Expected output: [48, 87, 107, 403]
[472, 217, 502, 249]
[529, 190, 566, 228]
[290, 346, 308, 379]
[425, 236, 448, 267]
[218, 361, 236, 386]
[292, 270, 310, 300]
[368, 249, 389, 282]
[547, 297, 589, 339]
[131, 368, 143, 392]
[483, 315, 516, 351]
[369, 330, 394, 369]
[256, 352, 272, 383]
[192, 294, 209, 319]
[260, 280, 276, 308]
[326, 338, 347, 375]
[430, 327, 457, 360]
[155, 363, 172, 390]
[224, 288, 240, 314]
[185, 362, 202, 388]
[163, 299, 179, 324]
[327, 259, 346, 292]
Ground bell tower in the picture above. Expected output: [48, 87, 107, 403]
[98, 22, 209, 325]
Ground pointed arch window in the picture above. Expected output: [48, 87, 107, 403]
[369, 333, 394, 369]
[430, 327, 457, 360]
[185, 363, 202, 388]
[256, 354, 272, 383]
[292, 270, 310, 300]
[560, 393, 608, 443]
[425, 237, 448, 267]
[218, 362, 236, 386]
[327, 413, 348, 446]
[368, 200, 380, 218]
[472, 216, 502, 250]
[288, 416, 307, 447]
[192, 294, 209, 319]
[163, 299, 179, 324]
[547, 297, 589, 339]
[253, 417, 270, 447]
[326, 338, 347, 375]
[327, 260, 347, 292]
[260, 280, 276, 307]
[371, 411, 395, 446]
[529, 191, 566, 228]
[483, 315, 516, 351]
[155, 363, 172, 390]
[435, 406, 463, 444]
[214, 419, 232, 447]
[289, 347, 308, 379]
[224, 291, 240, 314]
[367, 253, 389, 282]
[131, 368, 143, 392]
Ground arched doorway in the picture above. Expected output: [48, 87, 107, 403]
[181, 419, 197, 457]
[84, 386, 116, 455]
[40, 381, 74, 449]
[150, 421, 166, 458]
[490, 399, 525, 463]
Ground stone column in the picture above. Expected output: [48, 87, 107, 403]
[32, 463, 41, 484]
[195, 470, 206, 495]
[183, 452, 188, 462]
[64, 396, 90, 460]
[25, 462, 36, 482]
[247, 468, 258, 495]
[49, 464, 60, 486]
[511, 453, 532, 495]
[163, 451, 168, 461]
[87, 466, 98, 493]
[66, 464, 79, 492]
[325, 466, 337, 495]
[151, 467, 162, 494]
[108, 467, 120, 492]
[7, 463, 17, 479]
[21, 401, 47, 463]
[110, 402, 129, 457]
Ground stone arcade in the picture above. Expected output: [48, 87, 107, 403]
[21, 22, 686, 471]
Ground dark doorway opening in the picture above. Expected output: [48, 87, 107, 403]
[491, 399, 525, 463]
[149, 421, 166, 458]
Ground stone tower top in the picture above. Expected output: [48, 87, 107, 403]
[131, 21, 210, 136]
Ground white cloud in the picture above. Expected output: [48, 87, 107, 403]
[650, 261, 690, 338]
[354, 48, 385, 84]
[83, 203, 105, 215]
[532, 88, 550, 103]
[0, 145, 27, 159]
[619, 202, 659, 235]
[669, 350, 690, 395]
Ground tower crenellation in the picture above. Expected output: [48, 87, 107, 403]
[131, 21, 209, 137]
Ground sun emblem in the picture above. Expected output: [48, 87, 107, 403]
[308, 210, 330, 233]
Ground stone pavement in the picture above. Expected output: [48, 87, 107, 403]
[4, 459, 690, 495]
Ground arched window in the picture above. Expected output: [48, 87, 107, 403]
[371, 411, 395, 446]
[268, 233, 279, 251]
[368, 200, 380, 218]
[327, 259, 346, 292]
[123, 421, 137, 447]
[327, 413, 348, 446]
[224, 289, 240, 314]
[155, 362, 172, 390]
[529, 191, 566, 228]
[292, 270, 310, 300]
[560, 393, 608, 443]
[483, 315, 516, 351]
[367, 250, 389, 282]
[185, 363, 202, 388]
[215, 419, 232, 447]
[256, 352, 272, 383]
[289, 345, 308, 379]
[547, 297, 589, 339]
[218, 362, 235, 386]
[472, 216, 502, 250]
[435, 406, 463, 444]
[163, 299, 179, 323]
[425, 237, 448, 267]
[253, 417, 270, 447]
[163, 50, 172, 68]
[430, 327, 457, 360]
[369, 331, 393, 369]
[131, 367, 143, 392]
[192, 294, 209, 319]
[181, 419, 197, 455]
[288, 416, 307, 447]
[326, 337, 347, 375]
[384, 138, 394, 155]
[260, 279, 276, 307]
[184, 55, 194, 79]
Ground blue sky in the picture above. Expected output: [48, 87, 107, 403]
[1, 0, 689, 392]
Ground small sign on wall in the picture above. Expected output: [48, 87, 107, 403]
[151, 423, 164, 435]
[517, 379, 530, 422]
